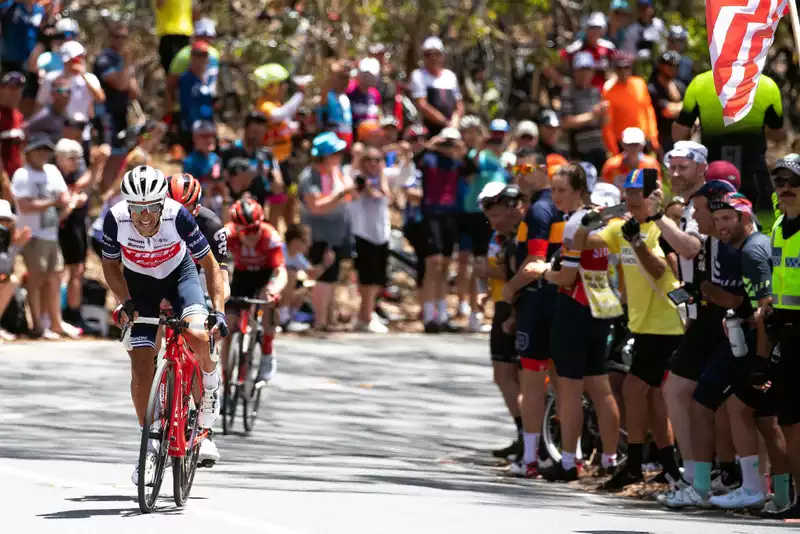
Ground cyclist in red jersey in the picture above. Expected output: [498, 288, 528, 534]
[223, 196, 287, 383]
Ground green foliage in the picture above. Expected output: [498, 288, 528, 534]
[663, 11, 710, 72]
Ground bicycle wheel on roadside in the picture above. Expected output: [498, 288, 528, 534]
[222, 332, 242, 435]
[173, 369, 203, 507]
[138, 359, 173, 514]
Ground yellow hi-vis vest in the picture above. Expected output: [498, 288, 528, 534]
[771, 214, 800, 309]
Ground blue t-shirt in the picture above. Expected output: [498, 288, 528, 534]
[0, 1, 44, 64]
[37, 50, 63, 74]
[463, 149, 509, 214]
[178, 70, 214, 130]
[93, 48, 129, 116]
[183, 150, 222, 183]
[316, 90, 352, 136]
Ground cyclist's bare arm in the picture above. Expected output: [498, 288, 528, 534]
[101, 258, 131, 305]
[572, 226, 608, 251]
[198, 253, 225, 311]
[655, 214, 701, 259]
[265, 265, 288, 299]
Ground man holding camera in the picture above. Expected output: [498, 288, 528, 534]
[573, 168, 684, 490]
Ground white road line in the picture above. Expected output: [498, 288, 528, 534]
[0, 460, 308, 534]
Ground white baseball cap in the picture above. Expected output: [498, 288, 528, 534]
[591, 182, 622, 207]
[586, 12, 608, 29]
[422, 37, 445, 53]
[440, 127, 462, 140]
[573, 51, 596, 70]
[358, 57, 381, 77]
[60, 41, 85, 62]
[55, 138, 84, 157]
[478, 181, 508, 204]
[664, 140, 709, 165]
[194, 18, 217, 37]
[515, 120, 538, 138]
[0, 199, 15, 221]
[621, 127, 646, 146]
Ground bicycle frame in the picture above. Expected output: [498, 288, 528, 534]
[162, 326, 209, 458]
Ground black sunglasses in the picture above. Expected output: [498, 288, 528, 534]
[772, 174, 800, 189]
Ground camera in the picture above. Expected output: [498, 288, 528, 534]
[0, 223, 10, 253]
[355, 174, 366, 191]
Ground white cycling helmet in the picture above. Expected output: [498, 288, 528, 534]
[120, 165, 168, 204]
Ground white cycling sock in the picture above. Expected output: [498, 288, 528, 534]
[523, 432, 539, 465]
[436, 299, 448, 323]
[423, 302, 436, 323]
[682, 460, 695, 484]
[202, 369, 220, 390]
[740, 455, 762, 493]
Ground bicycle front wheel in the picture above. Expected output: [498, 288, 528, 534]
[138, 359, 173, 514]
[222, 332, 242, 435]
[243, 341, 263, 433]
[173, 369, 202, 507]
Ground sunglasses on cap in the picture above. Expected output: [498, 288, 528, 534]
[1, 72, 25, 86]
[512, 163, 538, 175]
[772, 174, 800, 189]
[128, 201, 164, 214]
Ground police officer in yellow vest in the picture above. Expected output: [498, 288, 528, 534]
[757, 154, 800, 518]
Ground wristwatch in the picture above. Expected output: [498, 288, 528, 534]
[646, 211, 664, 223]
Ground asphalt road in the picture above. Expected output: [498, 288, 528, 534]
[0, 335, 793, 533]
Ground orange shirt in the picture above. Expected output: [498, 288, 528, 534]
[257, 97, 293, 162]
[600, 153, 662, 190]
[601, 76, 659, 154]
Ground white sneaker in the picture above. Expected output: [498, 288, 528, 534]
[508, 461, 527, 477]
[131, 441, 158, 486]
[468, 312, 491, 333]
[658, 483, 711, 508]
[257, 353, 277, 382]
[198, 386, 220, 429]
[286, 321, 310, 333]
[198, 438, 220, 466]
[709, 487, 765, 509]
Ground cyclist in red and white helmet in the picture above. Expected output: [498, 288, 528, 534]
[222, 196, 287, 385]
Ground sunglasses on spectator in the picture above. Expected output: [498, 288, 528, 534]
[512, 163, 537, 175]
[772, 174, 800, 188]
[128, 202, 164, 214]
[518, 134, 535, 141]
[54, 87, 71, 95]
[362, 156, 382, 163]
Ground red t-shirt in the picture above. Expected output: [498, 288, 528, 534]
[559, 38, 615, 91]
[0, 107, 23, 178]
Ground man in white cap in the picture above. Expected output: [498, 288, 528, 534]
[348, 57, 382, 141]
[410, 36, 464, 137]
[600, 126, 661, 189]
[551, 12, 616, 91]
[513, 120, 538, 152]
[561, 51, 608, 171]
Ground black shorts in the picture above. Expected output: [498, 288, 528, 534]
[404, 220, 428, 286]
[230, 268, 274, 299]
[421, 212, 458, 258]
[101, 111, 129, 150]
[551, 293, 612, 380]
[670, 311, 727, 382]
[516, 285, 557, 364]
[693, 329, 776, 417]
[491, 301, 518, 364]
[773, 322, 800, 426]
[353, 236, 388, 286]
[308, 241, 350, 284]
[457, 212, 492, 257]
[158, 34, 191, 73]
[58, 218, 88, 266]
[628, 333, 682, 387]
[124, 253, 208, 349]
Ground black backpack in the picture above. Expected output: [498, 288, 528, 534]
[1, 286, 29, 335]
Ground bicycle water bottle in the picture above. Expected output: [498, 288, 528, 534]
[725, 310, 748, 358]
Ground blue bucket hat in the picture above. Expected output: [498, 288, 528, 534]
[311, 132, 347, 157]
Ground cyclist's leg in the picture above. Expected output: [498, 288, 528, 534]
[169, 254, 213, 373]
[583, 316, 620, 464]
[256, 270, 279, 381]
[455, 212, 473, 315]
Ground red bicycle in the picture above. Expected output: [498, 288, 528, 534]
[122, 315, 213, 514]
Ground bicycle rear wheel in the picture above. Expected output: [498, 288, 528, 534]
[138, 359, 173, 514]
[173, 369, 202, 507]
[222, 332, 242, 435]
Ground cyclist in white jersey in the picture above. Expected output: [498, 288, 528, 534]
[100, 165, 228, 486]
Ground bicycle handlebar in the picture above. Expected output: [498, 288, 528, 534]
[226, 297, 271, 307]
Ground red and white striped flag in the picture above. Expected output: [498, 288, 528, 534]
[706, 0, 789, 125]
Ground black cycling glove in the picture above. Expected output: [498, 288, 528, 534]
[621, 218, 643, 247]
[207, 310, 229, 338]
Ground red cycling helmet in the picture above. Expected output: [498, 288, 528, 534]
[230, 196, 264, 228]
[167, 173, 203, 215]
